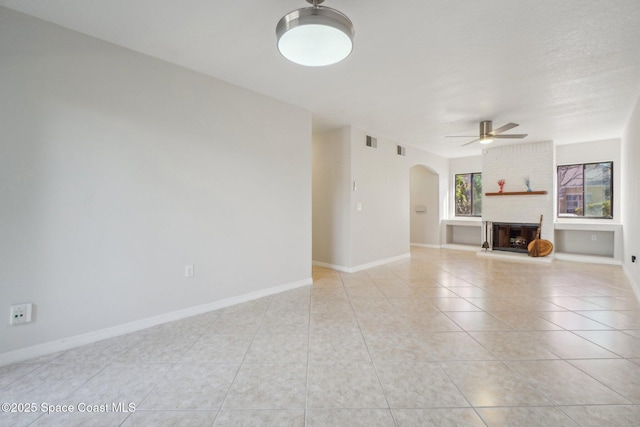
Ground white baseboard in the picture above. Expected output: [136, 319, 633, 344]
[622, 264, 640, 300]
[0, 277, 312, 367]
[554, 253, 622, 265]
[313, 253, 411, 273]
[410, 243, 441, 249]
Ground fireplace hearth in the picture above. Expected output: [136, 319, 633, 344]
[492, 222, 539, 253]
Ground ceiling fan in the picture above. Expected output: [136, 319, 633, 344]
[447, 121, 528, 146]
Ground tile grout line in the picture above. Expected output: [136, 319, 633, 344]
[304, 283, 312, 427]
[212, 295, 274, 423]
[346, 269, 398, 426]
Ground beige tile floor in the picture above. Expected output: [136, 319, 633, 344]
[2, 247, 640, 426]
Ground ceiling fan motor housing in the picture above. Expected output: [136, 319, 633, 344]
[480, 120, 492, 136]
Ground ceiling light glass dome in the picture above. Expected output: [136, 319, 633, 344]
[276, 0, 354, 67]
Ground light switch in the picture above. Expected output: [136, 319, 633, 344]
[185, 265, 194, 278]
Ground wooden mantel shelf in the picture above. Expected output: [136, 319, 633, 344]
[485, 191, 547, 196]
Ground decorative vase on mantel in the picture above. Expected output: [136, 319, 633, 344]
[498, 179, 505, 193]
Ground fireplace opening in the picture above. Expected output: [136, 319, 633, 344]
[492, 222, 539, 253]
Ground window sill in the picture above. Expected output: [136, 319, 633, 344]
[443, 219, 482, 227]
[554, 221, 621, 232]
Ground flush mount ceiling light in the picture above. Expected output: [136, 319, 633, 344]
[276, 0, 354, 67]
[479, 134, 493, 144]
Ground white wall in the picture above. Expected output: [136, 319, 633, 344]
[410, 166, 440, 246]
[622, 97, 640, 293]
[349, 128, 411, 267]
[312, 128, 351, 267]
[0, 8, 312, 357]
[312, 127, 449, 270]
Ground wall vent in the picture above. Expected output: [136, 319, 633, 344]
[366, 135, 377, 148]
[397, 145, 406, 156]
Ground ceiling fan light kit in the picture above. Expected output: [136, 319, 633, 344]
[479, 135, 493, 144]
[276, 0, 354, 67]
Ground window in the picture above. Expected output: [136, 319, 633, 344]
[455, 173, 482, 216]
[557, 162, 612, 218]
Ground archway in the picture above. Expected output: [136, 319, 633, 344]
[410, 165, 440, 247]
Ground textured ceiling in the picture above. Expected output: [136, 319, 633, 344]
[2, 0, 640, 158]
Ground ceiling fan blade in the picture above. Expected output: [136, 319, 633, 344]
[492, 134, 528, 139]
[489, 123, 518, 135]
[445, 135, 477, 138]
[461, 139, 479, 146]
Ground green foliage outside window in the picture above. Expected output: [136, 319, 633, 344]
[455, 173, 482, 216]
[557, 162, 613, 219]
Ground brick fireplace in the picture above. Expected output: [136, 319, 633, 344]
[482, 141, 554, 246]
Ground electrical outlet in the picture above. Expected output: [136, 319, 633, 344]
[185, 265, 194, 278]
[591, 235, 597, 241]
[10, 303, 33, 325]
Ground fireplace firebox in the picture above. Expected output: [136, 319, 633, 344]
[492, 222, 539, 253]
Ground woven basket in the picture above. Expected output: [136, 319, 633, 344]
[528, 239, 553, 257]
